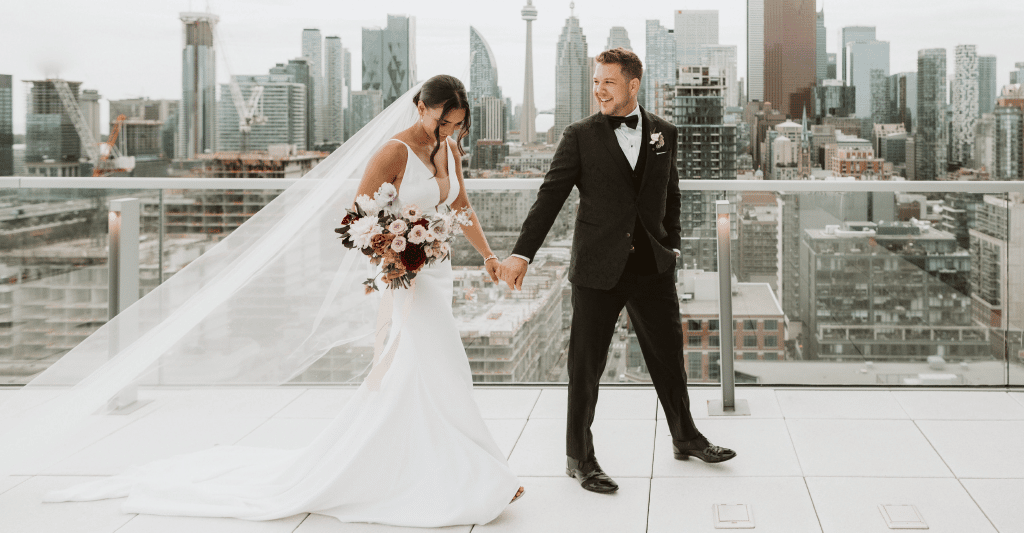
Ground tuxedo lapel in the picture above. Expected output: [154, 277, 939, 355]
[638, 106, 658, 195]
[593, 117, 635, 185]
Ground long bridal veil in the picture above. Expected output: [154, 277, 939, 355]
[0, 84, 423, 482]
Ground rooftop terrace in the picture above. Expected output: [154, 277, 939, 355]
[3, 385, 1024, 532]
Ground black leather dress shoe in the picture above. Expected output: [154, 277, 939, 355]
[672, 436, 736, 463]
[565, 457, 619, 493]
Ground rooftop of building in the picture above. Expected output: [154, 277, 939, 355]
[677, 271, 783, 318]
[4, 384, 1024, 533]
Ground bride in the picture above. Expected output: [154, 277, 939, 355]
[39, 75, 524, 526]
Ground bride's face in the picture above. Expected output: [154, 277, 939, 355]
[420, 105, 466, 141]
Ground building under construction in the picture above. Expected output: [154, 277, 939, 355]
[24, 80, 83, 177]
[145, 144, 327, 235]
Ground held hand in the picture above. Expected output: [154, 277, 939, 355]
[484, 256, 501, 284]
[498, 256, 528, 291]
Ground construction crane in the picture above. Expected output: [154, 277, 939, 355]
[52, 79, 135, 176]
[212, 26, 267, 153]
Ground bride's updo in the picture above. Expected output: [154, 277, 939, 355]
[413, 75, 471, 173]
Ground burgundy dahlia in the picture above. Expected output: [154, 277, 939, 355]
[399, 245, 427, 271]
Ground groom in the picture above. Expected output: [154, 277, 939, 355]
[499, 48, 735, 493]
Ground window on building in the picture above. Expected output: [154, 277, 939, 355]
[764, 353, 778, 361]
[709, 352, 720, 381]
[709, 320, 720, 331]
[688, 353, 702, 378]
[743, 319, 757, 330]
[688, 335, 701, 347]
[744, 336, 758, 347]
[765, 335, 778, 348]
[709, 336, 720, 347]
[742, 353, 758, 360]
[687, 320, 702, 331]
[764, 319, 778, 331]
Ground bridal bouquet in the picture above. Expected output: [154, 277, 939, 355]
[335, 182, 472, 293]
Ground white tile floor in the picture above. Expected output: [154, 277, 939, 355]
[2, 386, 1023, 532]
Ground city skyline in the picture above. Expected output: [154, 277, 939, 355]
[2, 0, 1023, 135]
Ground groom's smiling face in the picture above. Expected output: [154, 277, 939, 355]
[594, 62, 639, 117]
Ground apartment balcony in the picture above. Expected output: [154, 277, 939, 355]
[2, 177, 1024, 531]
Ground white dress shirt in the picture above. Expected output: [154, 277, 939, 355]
[612, 104, 643, 170]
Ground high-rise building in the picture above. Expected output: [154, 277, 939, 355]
[699, 45, 739, 108]
[814, 79, 855, 117]
[816, 9, 827, 83]
[643, 20, 675, 115]
[993, 106, 1022, 180]
[553, 3, 589, 141]
[178, 12, 218, 160]
[520, 1, 538, 145]
[471, 96, 507, 169]
[952, 45, 979, 165]
[301, 29, 324, 145]
[324, 36, 344, 144]
[25, 80, 83, 177]
[1010, 62, 1024, 85]
[886, 72, 917, 133]
[349, 90, 384, 135]
[764, 0, 817, 119]
[672, 66, 737, 271]
[0, 75, 12, 176]
[470, 26, 501, 105]
[845, 40, 889, 119]
[342, 47, 352, 140]
[362, 15, 416, 109]
[269, 58, 313, 150]
[916, 48, 948, 180]
[841, 26, 876, 84]
[970, 195, 1024, 331]
[79, 89, 101, 157]
[747, 0, 764, 102]
[469, 27, 502, 150]
[978, 55, 997, 116]
[605, 26, 631, 51]
[217, 74, 307, 152]
[675, 10, 718, 68]
[827, 53, 837, 80]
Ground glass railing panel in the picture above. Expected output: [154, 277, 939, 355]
[0, 186, 154, 384]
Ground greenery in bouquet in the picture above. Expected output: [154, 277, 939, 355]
[334, 183, 472, 293]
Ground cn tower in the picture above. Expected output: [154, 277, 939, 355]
[520, 0, 537, 144]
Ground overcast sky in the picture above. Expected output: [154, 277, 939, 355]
[2, 0, 1022, 135]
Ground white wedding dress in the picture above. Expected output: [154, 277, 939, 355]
[43, 136, 522, 527]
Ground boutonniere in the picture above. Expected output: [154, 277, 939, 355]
[650, 130, 665, 150]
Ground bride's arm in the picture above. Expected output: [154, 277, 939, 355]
[447, 139, 500, 284]
[353, 141, 406, 206]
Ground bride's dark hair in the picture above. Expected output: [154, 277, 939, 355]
[412, 75, 471, 175]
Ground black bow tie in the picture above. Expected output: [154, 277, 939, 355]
[606, 114, 639, 130]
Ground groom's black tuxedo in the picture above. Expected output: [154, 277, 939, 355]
[512, 105, 701, 463]
[511, 107, 680, 289]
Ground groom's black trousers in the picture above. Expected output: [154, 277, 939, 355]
[566, 265, 701, 462]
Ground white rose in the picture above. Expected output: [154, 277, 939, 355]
[374, 182, 398, 205]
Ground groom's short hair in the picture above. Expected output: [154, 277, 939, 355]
[596, 48, 643, 82]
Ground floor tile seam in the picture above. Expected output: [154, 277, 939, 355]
[800, 477, 827, 533]
[261, 389, 310, 420]
[645, 405, 658, 533]
[525, 416, 658, 420]
[885, 389, 916, 419]
[0, 475, 30, 497]
[1011, 393, 1024, 409]
[522, 389, 543, 420]
[503, 417, 530, 462]
[32, 409, 160, 477]
[111, 513, 141, 533]
[231, 415, 283, 447]
[955, 478, 1001, 533]
[781, 417, 809, 478]
[290, 513, 312, 533]
[910, 418, 959, 478]
[650, 474, 808, 478]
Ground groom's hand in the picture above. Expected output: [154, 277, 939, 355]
[499, 257, 528, 291]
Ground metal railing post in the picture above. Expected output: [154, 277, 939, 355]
[106, 198, 149, 414]
[709, 200, 750, 416]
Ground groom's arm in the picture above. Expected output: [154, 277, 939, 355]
[663, 125, 682, 253]
[511, 125, 581, 262]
